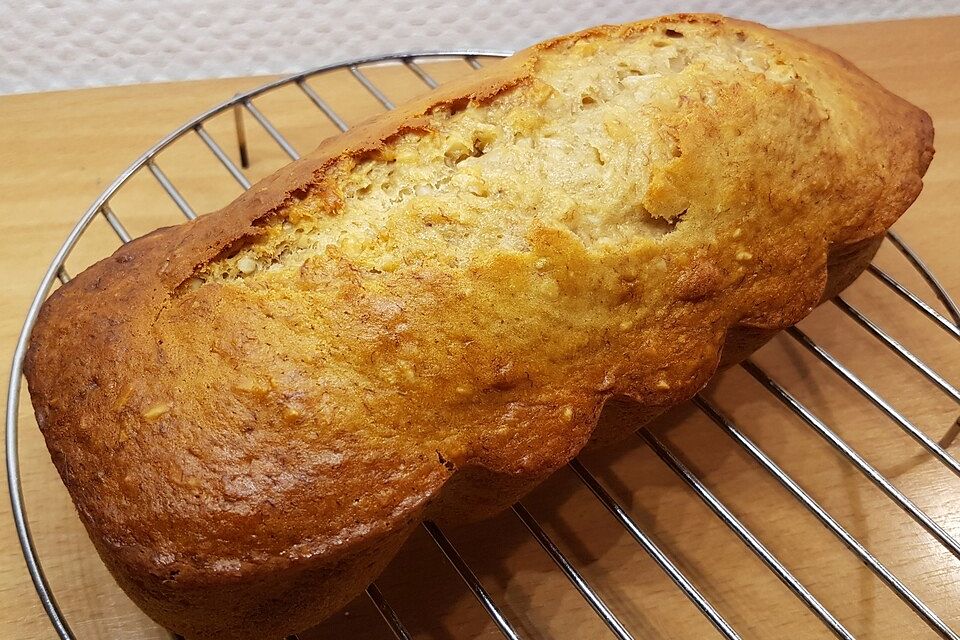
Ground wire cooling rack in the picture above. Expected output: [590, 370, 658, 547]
[5, 52, 960, 640]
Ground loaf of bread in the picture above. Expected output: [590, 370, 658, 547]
[25, 13, 932, 640]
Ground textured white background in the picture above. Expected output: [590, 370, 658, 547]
[3, 0, 958, 94]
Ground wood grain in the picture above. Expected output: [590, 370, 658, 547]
[1, 17, 958, 639]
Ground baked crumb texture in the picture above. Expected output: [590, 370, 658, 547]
[197, 27, 810, 284]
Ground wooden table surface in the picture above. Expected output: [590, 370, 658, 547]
[2, 16, 959, 640]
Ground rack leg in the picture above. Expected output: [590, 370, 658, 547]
[234, 101, 250, 168]
[941, 416, 960, 449]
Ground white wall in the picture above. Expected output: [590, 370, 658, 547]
[3, 0, 958, 94]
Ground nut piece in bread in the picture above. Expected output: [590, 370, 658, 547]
[24, 14, 933, 640]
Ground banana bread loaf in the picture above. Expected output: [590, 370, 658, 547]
[25, 13, 933, 639]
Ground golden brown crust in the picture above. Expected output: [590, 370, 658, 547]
[24, 14, 933, 639]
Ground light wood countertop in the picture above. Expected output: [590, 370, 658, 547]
[1, 16, 959, 639]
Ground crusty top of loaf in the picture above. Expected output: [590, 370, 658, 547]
[25, 13, 932, 589]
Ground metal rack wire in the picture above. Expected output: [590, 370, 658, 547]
[5, 51, 959, 640]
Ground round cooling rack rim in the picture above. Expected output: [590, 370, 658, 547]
[5, 48, 960, 640]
